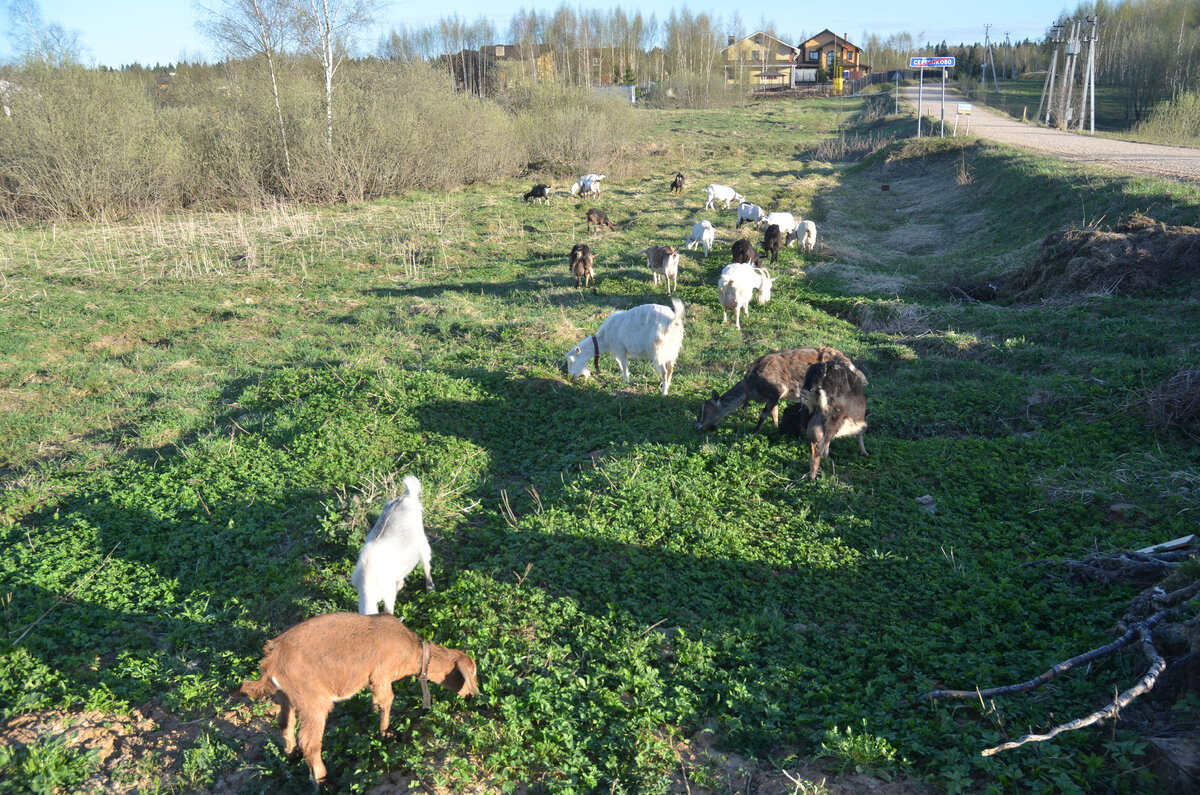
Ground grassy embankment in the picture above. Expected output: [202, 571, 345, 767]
[2, 97, 1199, 793]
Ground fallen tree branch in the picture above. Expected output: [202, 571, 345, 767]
[915, 609, 1168, 702]
[981, 625, 1166, 756]
[916, 569, 1200, 756]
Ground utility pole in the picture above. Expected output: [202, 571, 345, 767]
[1062, 19, 1081, 128]
[982, 24, 1000, 92]
[1004, 31, 1012, 79]
[1078, 16, 1099, 134]
[1037, 24, 1062, 124]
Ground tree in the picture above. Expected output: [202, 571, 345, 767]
[5, 0, 82, 64]
[196, 0, 298, 183]
[299, 0, 377, 148]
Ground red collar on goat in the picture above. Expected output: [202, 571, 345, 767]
[419, 641, 431, 709]
[591, 335, 600, 374]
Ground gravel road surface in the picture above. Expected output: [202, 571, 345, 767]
[898, 85, 1200, 184]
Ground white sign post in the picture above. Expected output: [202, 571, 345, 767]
[910, 57, 956, 138]
[953, 103, 973, 136]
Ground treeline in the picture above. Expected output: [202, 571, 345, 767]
[0, 60, 640, 219]
[381, 6, 730, 99]
[1083, 0, 1200, 121]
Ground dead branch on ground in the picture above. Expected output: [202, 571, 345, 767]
[917, 540, 1200, 756]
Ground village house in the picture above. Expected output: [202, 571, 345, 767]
[722, 31, 800, 87]
[798, 30, 869, 81]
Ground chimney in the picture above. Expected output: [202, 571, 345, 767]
[728, 36, 735, 45]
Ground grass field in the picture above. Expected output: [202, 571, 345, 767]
[2, 97, 1200, 793]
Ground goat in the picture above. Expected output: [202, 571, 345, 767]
[522, 184, 551, 204]
[695, 346, 863, 433]
[704, 184, 745, 210]
[784, 220, 817, 251]
[717, 264, 774, 329]
[566, 298, 684, 396]
[759, 211, 799, 237]
[797, 220, 818, 253]
[570, 174, 605, 198]
[642, 245, 680, 293]
[779, 357, 868, 479]
[731, 237, 760, 266]
[736, 202, 766, 228]
[240, 612, 478, 788]
[586, 208, 616, 233]
[762, 223, 783, 264]
[670, 172, 685, 195]
[570, 243, 595, 288]
[684, 219, 716, 257]
[352, 476, 432, 616]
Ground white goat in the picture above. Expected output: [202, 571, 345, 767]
[566, 298, 685, 396]
[684, 219, 716, 257]
[704, 184, 744, 210]
[570, 174, 606, 197]
[717, 263, 775, 329]
[352, 476, 433, 615]
[790, 219, 817, 253]
[736, 202, 766, 228]
[759, 211, 799, 237]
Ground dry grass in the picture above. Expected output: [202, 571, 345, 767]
[1146, 366, 1200, 435]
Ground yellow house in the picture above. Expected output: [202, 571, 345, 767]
[722, 31, 799, 87]
[798, 31, 868, 81]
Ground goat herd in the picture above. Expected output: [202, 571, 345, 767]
[550, 171, 868, 483]
[239, 171, 870, 789]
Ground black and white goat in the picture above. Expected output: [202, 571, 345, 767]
[523, 184, 551, 204]
[779, 357, 868, 479]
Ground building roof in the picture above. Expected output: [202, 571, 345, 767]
[801, 30, 863, 52]
[722, 30, 798, 54]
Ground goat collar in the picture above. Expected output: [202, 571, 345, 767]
[419, 641, 432, 710]
[591, 335, 600, 374]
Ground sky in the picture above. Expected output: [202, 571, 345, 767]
[1, 0, 1068, 69]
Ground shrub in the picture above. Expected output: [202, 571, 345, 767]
[1134, 90, 1200, 147]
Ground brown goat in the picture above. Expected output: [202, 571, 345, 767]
[569, 243, 595, 287]
[762, 223, 783, 264]
[695, 346, 864, 433]
[731, 237, 760, 266]
[642, 245, 680, 293]
[780, 358, 868, 479]
[240, 613, 478, 788]
[586, 208, 617, 233]
[670, 172, 685, 195]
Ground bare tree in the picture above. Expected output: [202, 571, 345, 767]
[5, 0, 82, 64]
[196, 0, 297, 181]
[299, 0, 377, 148]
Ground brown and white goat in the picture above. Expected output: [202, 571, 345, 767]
[240, 612, 478, 788]
[586, 208, 616, 233]
[779, 358, 868, 479]
[695, 346, 863, 433]
[570, 243, 595, 287]
[642, 245, 680, 293]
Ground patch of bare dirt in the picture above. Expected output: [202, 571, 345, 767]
[0, 702, 272, 793]
[667, 724, 934, 795]
[1005, 214, 1200, 300]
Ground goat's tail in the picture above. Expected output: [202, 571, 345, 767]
[402, 475, 422, 501]
[240, 675, 277, 701]
[670, 298, 685, 325]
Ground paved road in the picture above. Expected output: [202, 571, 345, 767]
[898, 85, 1200, 183]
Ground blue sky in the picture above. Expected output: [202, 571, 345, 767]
[2, 1, 1068, 69]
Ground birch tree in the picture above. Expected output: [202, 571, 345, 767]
[299, 0, 376, 148]
[5, 0, 82, 64]
[197, 0, 298, 180]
